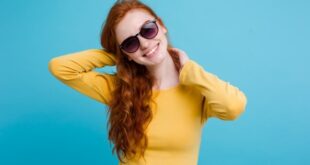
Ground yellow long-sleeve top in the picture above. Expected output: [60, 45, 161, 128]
[48, 49, 247, 165]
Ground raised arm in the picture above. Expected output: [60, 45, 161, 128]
[48, 49, 117, 105]
[179, 60, 247, 121]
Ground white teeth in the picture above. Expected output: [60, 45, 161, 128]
[145, 45, 158, 56]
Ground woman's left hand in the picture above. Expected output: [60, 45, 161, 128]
[170, 48, 190, 68]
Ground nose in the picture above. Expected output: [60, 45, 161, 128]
[138, 35, 151, 51]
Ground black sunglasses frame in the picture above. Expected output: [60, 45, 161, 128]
[119, 18, 158, 53]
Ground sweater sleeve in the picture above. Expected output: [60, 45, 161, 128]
[48, 49, 117, 105]
[179, 60, 247, 120]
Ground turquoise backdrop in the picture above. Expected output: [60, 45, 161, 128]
[0, 0, 309, 164]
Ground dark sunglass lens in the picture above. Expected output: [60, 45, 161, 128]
[140, 22, 158, 39]
[121, 37, 139, 53]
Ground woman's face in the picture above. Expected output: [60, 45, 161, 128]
[115, 9, 168, 67]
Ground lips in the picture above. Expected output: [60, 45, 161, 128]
[143, 43, 159, 58]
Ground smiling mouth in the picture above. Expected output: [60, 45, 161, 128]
[143, 43, 159, 57]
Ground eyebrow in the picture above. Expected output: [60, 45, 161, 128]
[120, 18, 156, 44]
[141, 19, 150, 26]
[138, 19, 153, 30]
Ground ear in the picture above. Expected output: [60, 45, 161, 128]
[157, 17, 168, 34]
[162, 26, 167, 34]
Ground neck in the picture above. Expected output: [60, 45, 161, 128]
[146, 51, 179, 90]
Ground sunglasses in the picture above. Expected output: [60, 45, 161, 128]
[119, 18, 159, 53]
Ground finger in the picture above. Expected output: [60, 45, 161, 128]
[170, 48, 183, 54]
[169, 48, 177, 52]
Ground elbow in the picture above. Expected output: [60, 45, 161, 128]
[225, 92, 247, 120]
[48, 58, 61, 78]
[48, 57, 71, 80]
[225, 106, 245, 120]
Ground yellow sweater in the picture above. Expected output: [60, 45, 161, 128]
[48, 49, 247, 165]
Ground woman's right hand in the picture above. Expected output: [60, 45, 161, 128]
[170, 47, 190, 68]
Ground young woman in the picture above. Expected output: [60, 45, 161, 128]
[48, 0, 247, 164]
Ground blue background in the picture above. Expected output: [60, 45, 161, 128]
[1, 0, 309, 164]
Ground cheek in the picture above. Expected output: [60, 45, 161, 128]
[159, 36, 168, 50]
[122, 51, 136, 61]
[129, 52, 142, 61]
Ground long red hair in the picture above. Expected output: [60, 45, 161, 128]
[100, 0, 181, 163]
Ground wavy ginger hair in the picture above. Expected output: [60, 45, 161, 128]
[100, 0, 181, 163]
